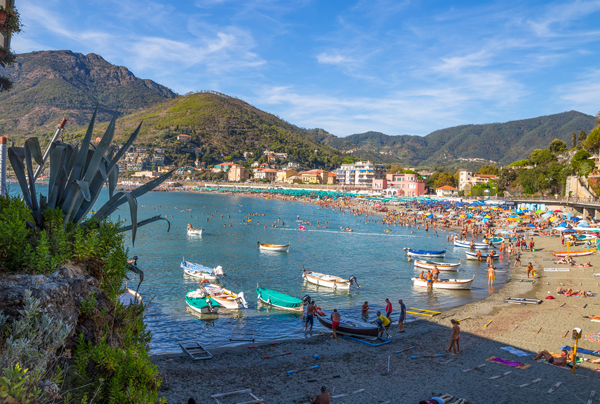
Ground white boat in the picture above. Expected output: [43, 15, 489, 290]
[181, 259, 225, 280]
[187, 227, 203, 235]
[465, 251, 499, 260]
[185, 289, 220, 314]
[119, 287, 142, 306]
[411, 276, 474, 290]
[404, 248, 446, 257]
[257, 241, 290, 252]
[454, 240, 489, 249]
[200, 281, 248, 309]
[414, 260, 461, 272]
[302, 267, 359, 290]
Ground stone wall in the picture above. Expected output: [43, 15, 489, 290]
[565, 176, 596, 199]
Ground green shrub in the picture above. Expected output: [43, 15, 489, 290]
[0, 196, 33, 272]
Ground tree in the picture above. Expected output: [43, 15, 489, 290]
[433, 172, 457, 188]
[479, 165, 499, 176]
[596, 111, 600, 128]
[584, 127, 600, 154]
[529, 149, 555, 165]
[578, 130, 588, 144]
[572, 132, 577, 149]
[548, 139, 567, 154]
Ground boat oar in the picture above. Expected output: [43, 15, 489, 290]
[458, 316, 470, 322]
[396, 346, 415, 354]
[262, 352, 291, 359]
[287, 365, 319, 374]
[484, 320, 493, 328]
[411, 354, 444, 359]
[307, 374, 340, 382]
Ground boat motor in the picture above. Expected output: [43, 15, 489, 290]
[237, 292, 248, 308]
[349, 276, 360, 289]
[302, 295, 312, 305]
[214, 266, 225, 277]
[206, 298, 216, 313]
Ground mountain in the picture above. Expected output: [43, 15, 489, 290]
[71, 91, 352, 170]
[317, 111, 596, 166]
[0, 50, 176, 136]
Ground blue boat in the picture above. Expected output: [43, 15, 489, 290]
[404, 248, 446, 257]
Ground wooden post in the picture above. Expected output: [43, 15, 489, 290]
[0, 135, 7, 196]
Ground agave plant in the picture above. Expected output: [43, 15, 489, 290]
[8, 107, 172, 245]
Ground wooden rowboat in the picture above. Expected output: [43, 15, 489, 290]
[411, 276, 474, 290]
[404, 248, 446, 257]
[316, 314, 379, 337]
[200, 281, 248, 309]
[257, 241, 290, 252]
[187, 227, 203, 235]
[454, 240, 489, 249]
[185, 290, 220, 314]
[302, 267, 359, 290]
[181, 259, 225, 280]
[414, 260, 461, 272]
[552, 250, 595, 257]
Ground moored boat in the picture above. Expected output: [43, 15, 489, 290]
[414, 260, 461, 271]
[465, 251, 498, 260]
[257, 241, 291, 252]
[185, 289, 220, 314]
[256, 285, 304, 311]
[454, 240, 489, 249]
[411, 276, 474, 290]
[181, 259, 225, 280]
[200, 281, 248, 309]
[187, 224, 203, 235]
[552, 250, 595, 257]
[486, 237, 504, 244]
[302, 266, 360, 290]
[315, 313, 379, 337]
[404, 248, 446, 257]
[119, 288, 142, 306]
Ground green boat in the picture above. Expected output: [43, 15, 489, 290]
[185, 290, 220, 314]
[256, 285, 304, 312]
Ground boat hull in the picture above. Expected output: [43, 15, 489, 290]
[186, 302, 219, 314]
[303, 271, 352, 290]
[183, 268, 217, 280]
[258, 296, 303, 312]
[202, 284, 247, 309]
[188, 229, 203, 235]
[316, 315, 379, 337]
[411, 277, 474, 290]
[553, 250, 595, 257]
[404, 248, 446, 257]
[258, 242, 290, 252]
[414, 262, 459, 272]
[454, 241, 488, 249]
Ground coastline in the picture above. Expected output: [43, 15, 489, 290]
[152, 230, 600, 403]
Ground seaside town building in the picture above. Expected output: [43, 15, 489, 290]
[177, 134, 191, 143]
[228, 164, 250, 182]
[372, 173, 426, 196]
[436, 185, 459, 197]
[276, 169, 299, 183]
[458, 169, 498, 190]
[254, 168, 277, 182]
[328, 172, 337, 185]
[336, 161, 386, 186]
[300, 169, 329, 184]
[212, 162, 237, 173]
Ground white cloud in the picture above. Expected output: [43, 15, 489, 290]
[555, 68, 600, 115]
[316, 52, 353, 65]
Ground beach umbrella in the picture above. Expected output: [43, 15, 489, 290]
[527, 224, 536, 228]
[536, 210, 545, 214]
[553, 210, 563, 213]
[572, 217, 580, 222]
[579, 221, 590, 226]
[484, 215, 491, 218]
[426, 214, 433, 218]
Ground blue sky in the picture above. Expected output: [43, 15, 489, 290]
[12, 0, 600, 137]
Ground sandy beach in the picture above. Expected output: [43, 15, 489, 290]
[151, 227, 600, 404]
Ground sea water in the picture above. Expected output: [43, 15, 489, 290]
[120, 191, 511, 353]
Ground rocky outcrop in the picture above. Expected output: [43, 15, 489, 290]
[0, 264, 112, 348]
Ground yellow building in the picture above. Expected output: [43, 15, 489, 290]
[276, 169, 298, 183]
[327, 172, 337, 185]
[228, 164, 249, 182]
[300, 169, 328, 184]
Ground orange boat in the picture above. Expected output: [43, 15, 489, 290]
[552, 250, 595, 257]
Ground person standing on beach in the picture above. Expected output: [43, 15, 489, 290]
[330, 309, 341, 341]
[487, 266, 495, 285]
[447, 319, 460, 354]
[385, 298, 393, 320]
[398, 299, 406, 332]
[514, 251, 521, 267]
[526, 262, 534, 278]
[305, 300, 316, 331]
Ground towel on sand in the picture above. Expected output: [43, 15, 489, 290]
[500, 346, 530, 357]
[486, 356, 531, 369]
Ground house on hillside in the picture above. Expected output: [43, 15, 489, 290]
[458, 169, 498, 190]
[212, 162, 236, 172]
[177, 134, 191, 143]
[255, 168, 277, 182]
[436, 185, 458, 197]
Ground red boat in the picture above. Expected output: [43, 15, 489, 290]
[316, 314, 379, 337]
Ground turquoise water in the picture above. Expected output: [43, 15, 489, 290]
[122, 191, 511, 353]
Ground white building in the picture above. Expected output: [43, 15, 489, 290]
[336, 161, 386, 186]
[458, 169, 498, 191]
